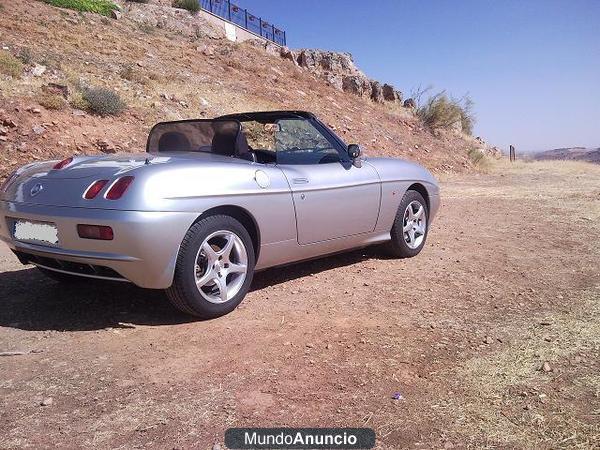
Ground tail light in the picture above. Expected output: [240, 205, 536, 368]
[84, 180, 109, 199]
[105, 176, 134, 200]
[77, 224, 114, 240]
[53, 157, 73, 170]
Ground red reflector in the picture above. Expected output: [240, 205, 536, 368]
[77, 224, 114, 240]
[106, 176, 134, 200]
[53, 157, 73, 170]
[84, 180, 109, 199]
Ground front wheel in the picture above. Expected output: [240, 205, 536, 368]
[386, 190, 429, 258]
[166, 215, 255, 319]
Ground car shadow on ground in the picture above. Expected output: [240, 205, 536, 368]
[0, 246, 388, 332]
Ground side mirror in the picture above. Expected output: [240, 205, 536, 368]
[347, 144, 362, 159]
[347, 144, 362, 167]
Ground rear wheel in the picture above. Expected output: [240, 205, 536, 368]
[386, 190, 429, 258]
[166, 215, 255, 318]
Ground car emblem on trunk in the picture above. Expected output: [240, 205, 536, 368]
[30, 183, 43, 197]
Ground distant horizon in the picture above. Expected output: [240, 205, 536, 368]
[525, 145, 600, 154]
[235, 0, 599, 153]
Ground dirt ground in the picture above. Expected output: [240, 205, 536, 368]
[0, 160, 599, 449]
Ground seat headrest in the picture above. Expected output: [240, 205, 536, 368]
[211, 122, 238, 156]
[236, 131, 250, 155]
[158, 131, 192, 152]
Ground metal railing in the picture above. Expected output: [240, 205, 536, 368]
[199, 0, 287, 46]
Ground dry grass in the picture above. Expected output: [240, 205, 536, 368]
[38, 92, 66, 110]
[432, 159, 600, 448]
[0, 50, 23, 78]
[69, 91, 91, 110]
[119, 64, 148, 84]
[451, 289, 600, 448]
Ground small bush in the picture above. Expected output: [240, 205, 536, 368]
[226, 59, 243, 70]
[417, 91, 475, 135]
[172, 0, 200, 13]
[69, 91, 91, 110]
[459, 97, 475, 135]
[17, 47, 33, 64]
[39, 92, 66, 110]
[43, 0, 118, 16]
[0, 51, 23, 78]
[81, 86, 126, 116]
[467, 147, 484, 165]
[137, 22, 155, 34]
[467, 147, 492, 170]
[120, 64, 147, 84]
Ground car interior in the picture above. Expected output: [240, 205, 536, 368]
[149, 111, 345, 165]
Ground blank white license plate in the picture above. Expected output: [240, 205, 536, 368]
[13, 220, 59, 246]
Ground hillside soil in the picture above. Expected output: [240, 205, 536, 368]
[1, 160, 599, 449]
[0, 0, 484, 182]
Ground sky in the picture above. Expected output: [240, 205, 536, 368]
[232, 0, 599, 153]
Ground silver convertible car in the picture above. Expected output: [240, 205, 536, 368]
[0, 111, 439, 318]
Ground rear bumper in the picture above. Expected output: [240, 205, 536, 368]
[0, 201, 197, 288]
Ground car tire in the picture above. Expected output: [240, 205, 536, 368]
[166, 215, 255, 319]
[386, 189, 429, 258]
[37, 267, 87, 284]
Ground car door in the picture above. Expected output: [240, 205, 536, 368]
[274, 118, 381, 245]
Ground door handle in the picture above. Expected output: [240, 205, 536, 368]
[292, 177, 309, 184]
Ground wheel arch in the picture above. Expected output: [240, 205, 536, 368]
[407, 183, 430, 211]
[193, 205, 261, 261]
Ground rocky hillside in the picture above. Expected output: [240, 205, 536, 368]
[534, 147, 600, 164]
[0, 0, 492, 182]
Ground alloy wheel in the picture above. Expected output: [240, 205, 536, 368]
[403, 200, 427, 249]
[194, 230, 248, 304]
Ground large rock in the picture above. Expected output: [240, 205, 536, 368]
[342, 75, 372, 98]
[296, 49, 358, 75]
[370, 81, 384, 103]
[288, 48, 404, 104]
[279, 47, 297, 65]
[382, 84, 402, 102]
[324, 73, 343, 91]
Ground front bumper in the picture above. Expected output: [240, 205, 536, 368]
[0, 201, 198, 289]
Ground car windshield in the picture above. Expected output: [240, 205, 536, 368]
[146, 120, 242, 156]
[242, 118, 342, 165]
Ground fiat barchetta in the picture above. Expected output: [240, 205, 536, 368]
[0, 111, 439, 318]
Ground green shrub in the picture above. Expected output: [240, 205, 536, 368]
[0, 51, 23, 78]
[417, 91, 475, 135]
[43, 0, 118, 16]
[172, 0, 200, 13]
[82, 86, 126, 116]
